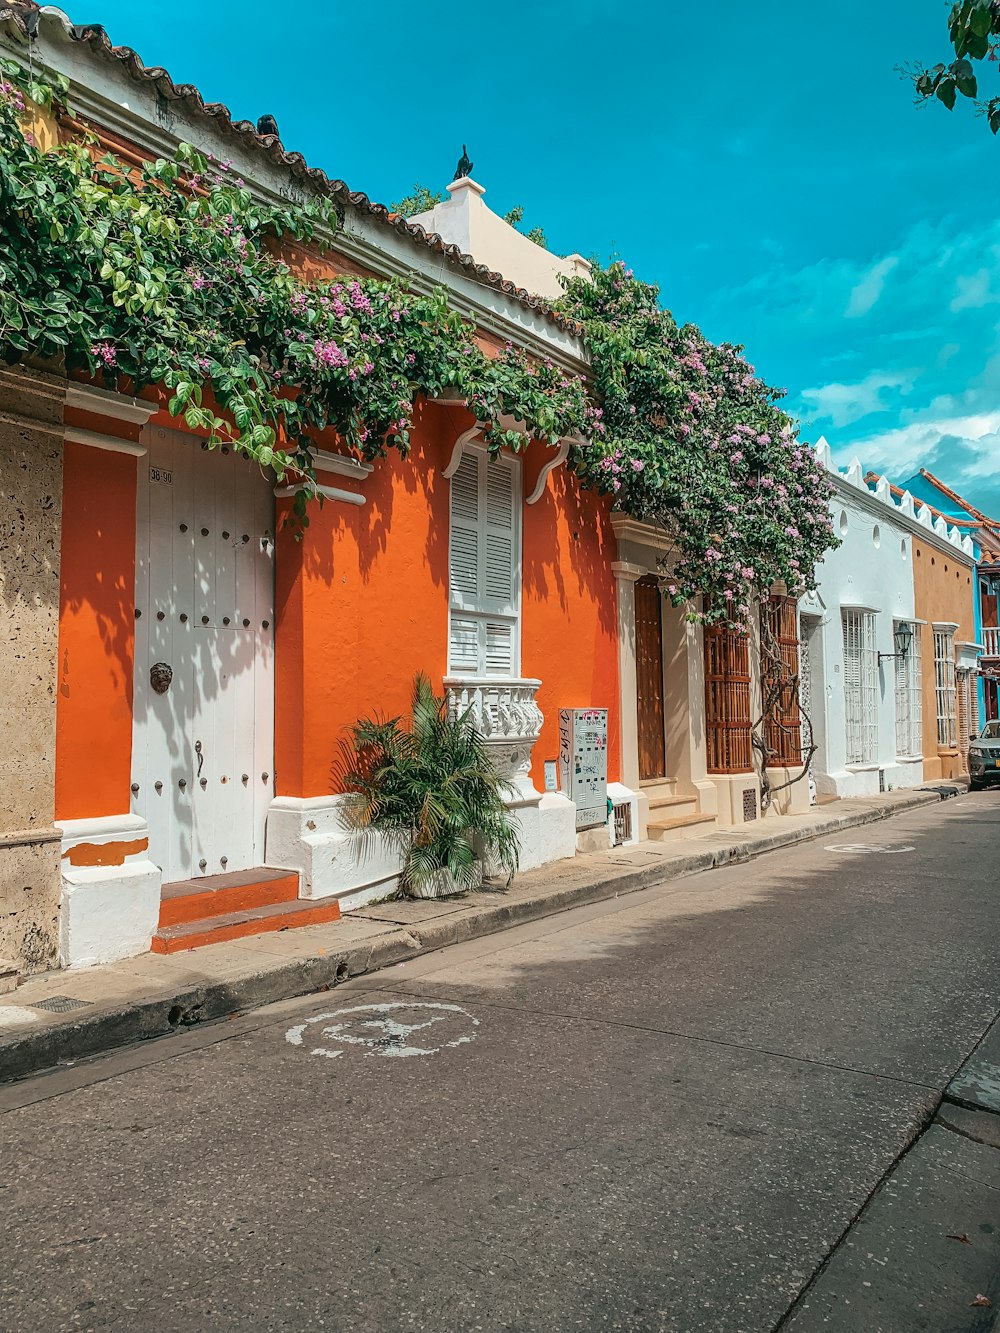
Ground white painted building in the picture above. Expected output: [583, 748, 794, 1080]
[802, 442, 976, 799]
[409, 177, 592, 301]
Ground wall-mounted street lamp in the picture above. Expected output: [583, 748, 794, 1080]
[878, 621, 914, 668]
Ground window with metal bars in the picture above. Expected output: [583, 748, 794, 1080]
[893, 622, 922, 758]
[933, 627, 957, 748]
[762, 596, 802, 766]
[842, 609, 877, 764]
[705, 625, 753, 773]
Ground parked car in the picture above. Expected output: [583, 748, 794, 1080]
[969, 720, 1000, 790]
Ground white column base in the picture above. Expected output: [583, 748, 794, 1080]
[607, 781, 641, 846]
[510, 786, 577, 872]
[764, 766, 810, 817]
[818, 758, 926, 799]
[268, 783, 580, 901]
[709, 775, 762, 827]
[57, 814, 162, 968]
[265, 796, 403, 909]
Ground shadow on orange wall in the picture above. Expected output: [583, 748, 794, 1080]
[522, 441, 620, 787]
[274, 403, 457, 798]
[275, 415, 621, 798]
[56, 441, 136, 821]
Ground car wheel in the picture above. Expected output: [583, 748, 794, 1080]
[970, 779, 984, 791]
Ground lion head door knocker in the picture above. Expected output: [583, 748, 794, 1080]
[150, 662, 173, 695]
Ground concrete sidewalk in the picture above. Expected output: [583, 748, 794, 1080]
[785, 1012, 1000, 1331]
[0, 783, 966, 1083]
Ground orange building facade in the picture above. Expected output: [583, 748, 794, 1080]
[0, 9, 627, 969]
[911, 538, 977, 782]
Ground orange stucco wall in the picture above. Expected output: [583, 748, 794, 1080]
[55, 440, 137, 820]
[275, 399, 454, 798]
[521, 443, 621, 787]
[274, 409, 620, 798]
[913, 539, 975, 781]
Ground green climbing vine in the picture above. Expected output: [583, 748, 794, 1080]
[0, 61, 592, 521]
[557, 263, 837, 627]
[0, 60, 834, 614]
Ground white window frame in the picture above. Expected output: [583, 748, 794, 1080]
[933, 624, 958, 749]
[842, 608, 878, 765]
[447, 443, 522, 678]
[893, 621, 922, 759]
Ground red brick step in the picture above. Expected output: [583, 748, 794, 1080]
[158, 868, 299, 928]
[152, 894, 341, 954]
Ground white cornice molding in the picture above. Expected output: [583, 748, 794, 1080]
[611, 514, 675, 555]
[798, 588, 827, 616]
[610, 561, 646, 583]
[439, 421, 580, 504]
[274, 481, 366, 507]
[65, 423, 146, 456]
[311, 449, 374, 481]
[442, 426, 483, 480]
[66, 381, 155, 424]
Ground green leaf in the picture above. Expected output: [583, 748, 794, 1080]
[937, 77, 958, 110]
[971, 1, 993, 36]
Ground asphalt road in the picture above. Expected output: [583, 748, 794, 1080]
[2, 792, 999, 1333]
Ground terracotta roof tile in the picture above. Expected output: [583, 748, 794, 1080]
[0, 1, 582, 335]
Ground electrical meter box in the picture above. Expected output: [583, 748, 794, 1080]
[558, 708, 609, 831]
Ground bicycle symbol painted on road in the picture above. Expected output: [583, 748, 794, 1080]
[824, 843, 916, 854]
[285, 1001, 480, 1061]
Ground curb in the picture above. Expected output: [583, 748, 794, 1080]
[0, 784, 965, 1084]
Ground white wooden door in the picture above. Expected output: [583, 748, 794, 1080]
[132, 426, 275, 883]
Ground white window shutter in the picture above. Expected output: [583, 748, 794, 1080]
[485, 621, 515, 675]
[448, 446, 521, 677]
[449, 616, 480, 675]
[449, 453, 481, 609]
[483, 458, 516, 613]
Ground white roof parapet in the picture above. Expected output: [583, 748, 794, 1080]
[814, 436, 833, 470]
[820, 445, 977, 566]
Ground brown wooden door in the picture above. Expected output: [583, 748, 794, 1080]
[635, 577, 666, 780]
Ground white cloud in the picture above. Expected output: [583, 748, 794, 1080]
[800, 371, 910, 428]
[842, 412, 1000, 472]
[950, 267, 995, 312]
[700, 214, 1000, 512]
[845, 256, 899, 318]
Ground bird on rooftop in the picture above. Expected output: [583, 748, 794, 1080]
[257, 114, 280, 139]
[453, 145, 473, 181]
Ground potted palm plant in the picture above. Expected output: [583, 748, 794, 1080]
[336, 673, 520, 898]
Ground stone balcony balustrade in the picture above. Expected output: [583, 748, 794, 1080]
[443, 677, 544, 782]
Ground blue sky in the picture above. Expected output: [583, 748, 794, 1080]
[87, 0, 1000, 511]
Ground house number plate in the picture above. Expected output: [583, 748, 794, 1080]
[149, 466, 173, 485]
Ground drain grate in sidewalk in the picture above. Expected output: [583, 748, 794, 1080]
[28, 996, 92, 1014]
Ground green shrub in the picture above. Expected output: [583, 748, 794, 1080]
[336, 674, 520, 895]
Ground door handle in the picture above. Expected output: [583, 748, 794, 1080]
[195, 740, 204, 778]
